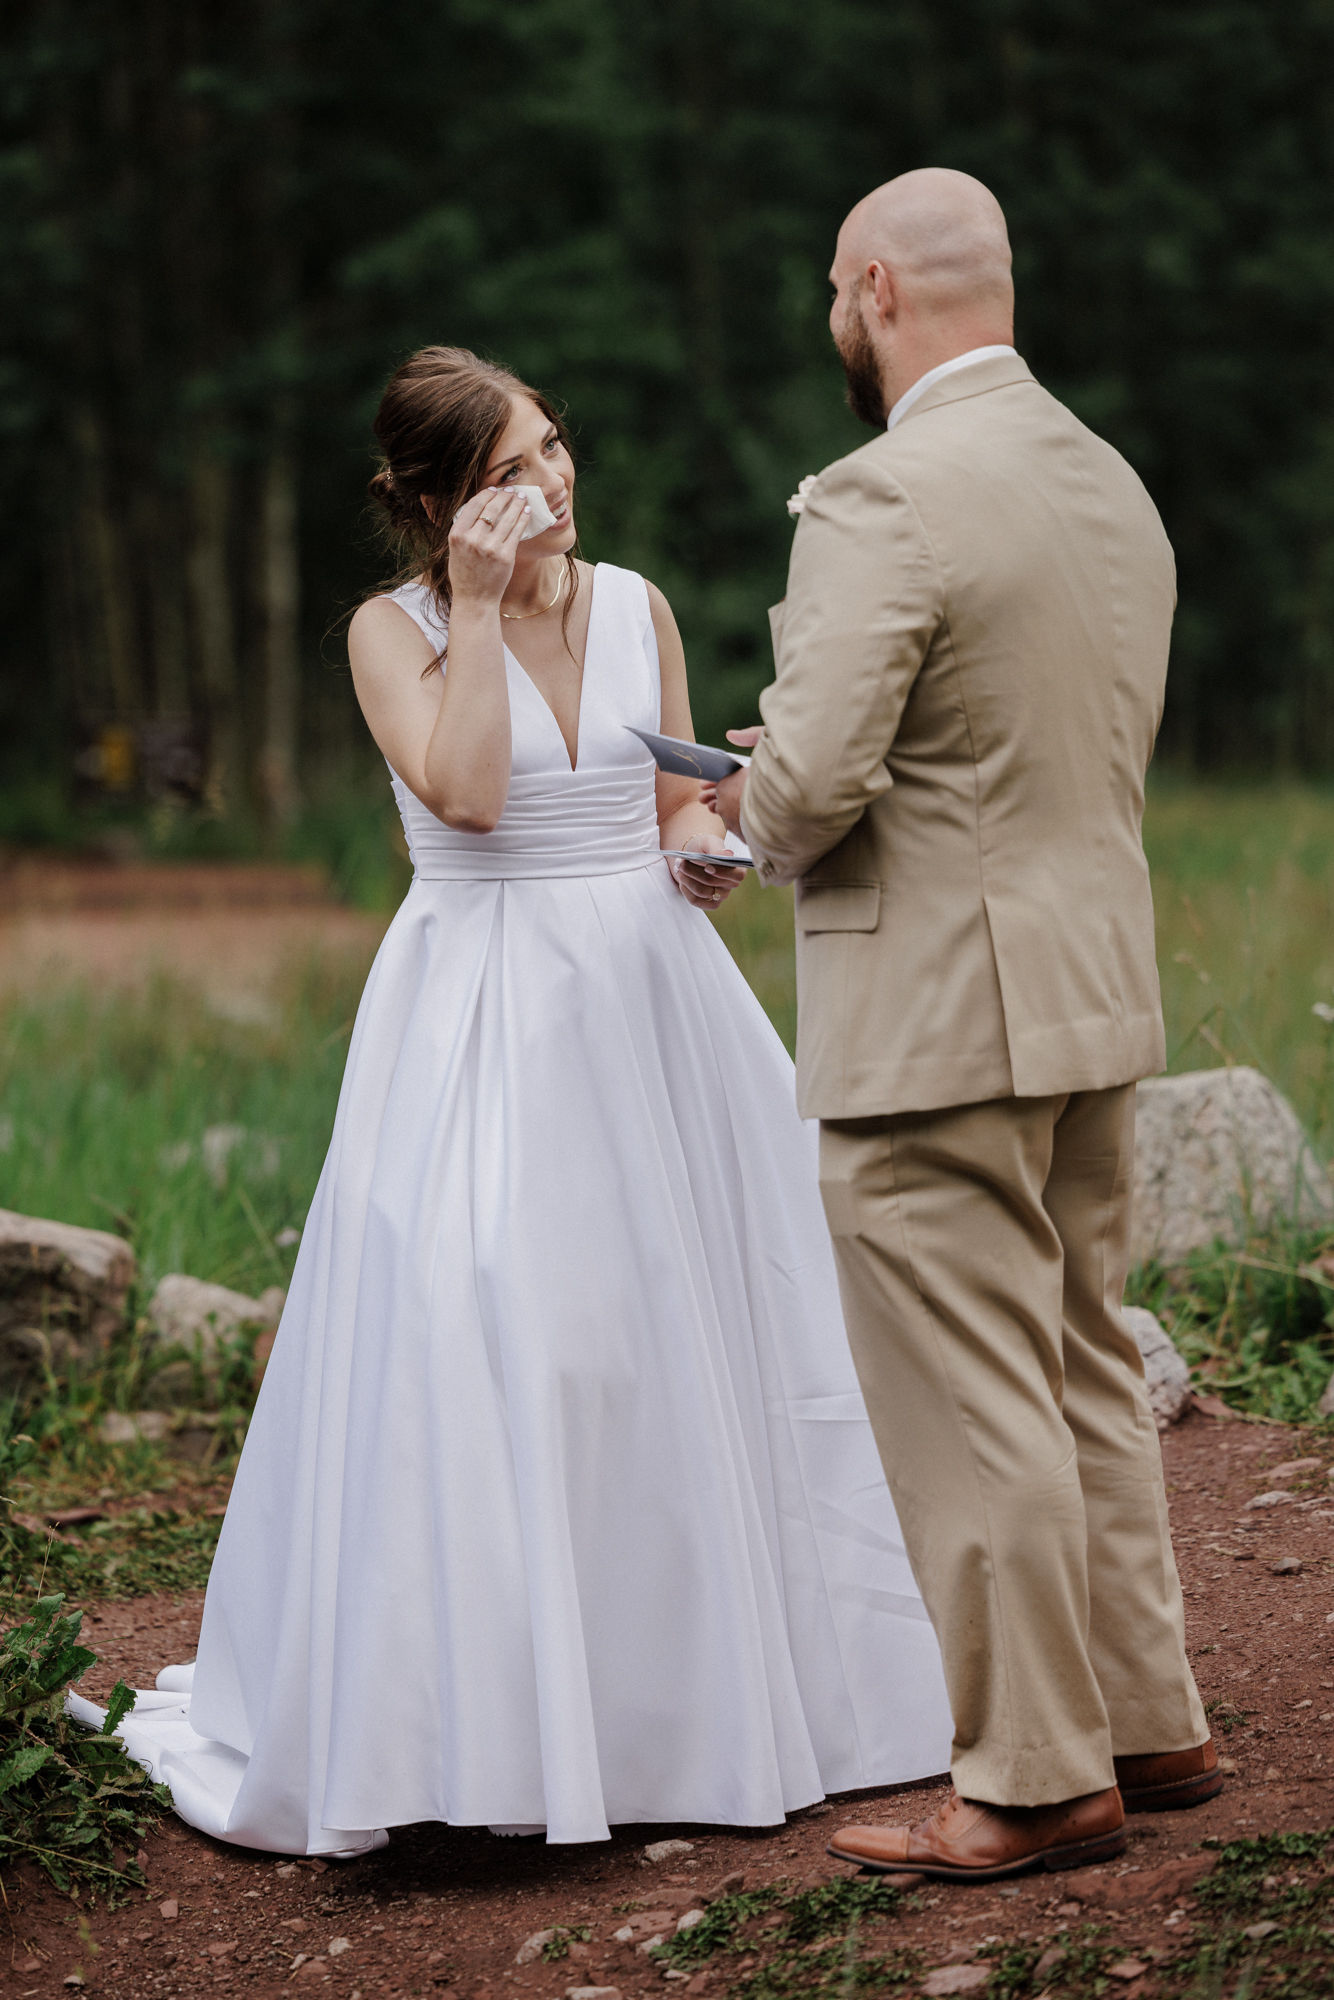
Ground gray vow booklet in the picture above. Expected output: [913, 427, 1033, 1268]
[625, 728, 750, 781]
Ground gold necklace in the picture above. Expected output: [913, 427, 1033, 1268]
[500, 563, 567, 621]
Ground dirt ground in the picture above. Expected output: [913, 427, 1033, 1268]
[0, 858, 386, 1004]
[4, 1408, 1332, 2000]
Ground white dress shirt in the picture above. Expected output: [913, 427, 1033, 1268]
[886, 345, 1018, 431]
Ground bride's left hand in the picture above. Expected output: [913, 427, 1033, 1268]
[668, 837, 746, 911]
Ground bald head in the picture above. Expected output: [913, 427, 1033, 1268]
[840, 169, 1013, 316]
[829, 170, 1015, 426]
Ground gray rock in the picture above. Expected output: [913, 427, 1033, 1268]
[515, 1930, 557, 1966]
[1123, 1306, 1192, 1428]
[1317, 1373, 1334, 1420]
[148, 1274, 285, 1357]
[643, 1839, 695, 1864]
[0, 1208, 136, 1393]
[96, 1408, 220, 1462]
[98, 1409, 172, 1445]
[1132, 1067, 1333, 1267]
[160, 1125, 281, 1189]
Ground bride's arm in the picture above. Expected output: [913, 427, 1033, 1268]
[348, 489, 527, 832]
[647, 582, 744, 909]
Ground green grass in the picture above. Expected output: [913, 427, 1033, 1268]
[714, 778, 1334, 1150]
[0, 962, 368, 1301]
[0, 781, 1331, 1444]
[1145, 780, 1334, 1150]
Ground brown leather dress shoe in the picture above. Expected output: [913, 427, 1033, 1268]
[1114, 1737, 1223, 1812]
[827, 1785, 1125, 1883]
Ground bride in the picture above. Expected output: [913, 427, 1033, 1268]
[76, 346, 952, 1855]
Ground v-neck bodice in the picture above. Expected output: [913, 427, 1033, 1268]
[383, 563, 664, 880]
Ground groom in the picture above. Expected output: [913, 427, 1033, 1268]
[709, 169, 1219, 1881]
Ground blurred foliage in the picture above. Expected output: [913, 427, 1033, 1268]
[1, 0, 1333, 820]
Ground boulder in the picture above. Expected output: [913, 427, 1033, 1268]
[1132, 1067, 1333, 1267]
[148, 1274, 285, 1357]
[0, 1208, 136, 1393]
[1123, 1306, 1192, 1428]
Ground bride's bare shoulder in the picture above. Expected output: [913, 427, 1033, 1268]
[348, 588, 436, 685]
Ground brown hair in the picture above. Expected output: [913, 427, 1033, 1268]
[367, 346, 579, 658]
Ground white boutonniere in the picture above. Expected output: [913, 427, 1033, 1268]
[786, 474, 819, 517]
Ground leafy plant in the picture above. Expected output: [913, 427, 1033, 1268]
[0, 1428, 170, 1900]
[0, 1590, 169, 1902]
[540, 1924, 592, 1961]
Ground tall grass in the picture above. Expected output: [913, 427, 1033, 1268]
[0, 960, 368, 1300]
[715, 779, 1334, 1152]
[1145, 780, 1334, 1150]
[0, 781, 1330, 1375]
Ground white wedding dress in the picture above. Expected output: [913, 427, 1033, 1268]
[72, 564, 952, 1854]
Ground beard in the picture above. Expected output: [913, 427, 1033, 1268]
[836, 298, 888, 428]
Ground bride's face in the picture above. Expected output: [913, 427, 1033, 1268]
[479, 397, 577, 558]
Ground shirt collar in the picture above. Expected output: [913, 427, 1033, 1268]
[886, 345, 1019, 431]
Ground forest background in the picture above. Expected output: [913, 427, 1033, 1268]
[3, 0, 1334, 850]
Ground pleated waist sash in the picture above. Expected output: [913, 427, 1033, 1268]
[394, 766, 665, 881]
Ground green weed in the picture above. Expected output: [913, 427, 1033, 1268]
[540, 1925, 592, 1961]
[650, 1876, 917, 1998]
[0, 1576, 169, 1903]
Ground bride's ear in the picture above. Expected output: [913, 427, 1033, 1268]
[422, 494, 442, 526]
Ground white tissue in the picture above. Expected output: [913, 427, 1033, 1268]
[512, 484, 559, 539]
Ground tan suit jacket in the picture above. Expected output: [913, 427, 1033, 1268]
[741, 354, 1173, 1119]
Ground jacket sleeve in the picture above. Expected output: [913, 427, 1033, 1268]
[741, 452, 942, 886]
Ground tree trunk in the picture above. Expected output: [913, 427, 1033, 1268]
[258, 409, 302, 829]
[186, 443, 244, 814]
[74, 409, 142, 717]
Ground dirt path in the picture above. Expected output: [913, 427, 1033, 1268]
[5, 1412, 1333, 2000]
[0, 859, 386, 1004]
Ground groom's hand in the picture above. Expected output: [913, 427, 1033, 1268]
[702, 727, 762, 837]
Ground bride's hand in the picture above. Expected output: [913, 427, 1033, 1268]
[448, 488, 529, 607]
[668, 837, 746, 911]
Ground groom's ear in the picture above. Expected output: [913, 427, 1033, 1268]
[866, 260, 898, 328]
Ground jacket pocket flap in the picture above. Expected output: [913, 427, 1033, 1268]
[796, 880, 881, 933]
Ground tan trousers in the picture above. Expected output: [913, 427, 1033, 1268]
[819, 1086, 1208, 1807]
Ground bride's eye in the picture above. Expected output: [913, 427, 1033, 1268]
[542, 435, 558, 455]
